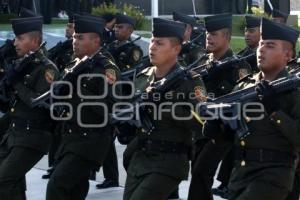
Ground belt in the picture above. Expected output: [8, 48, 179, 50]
[138, 139, 189, 154]
[10, 119, 52, 130]
[236, 148, 296, 164]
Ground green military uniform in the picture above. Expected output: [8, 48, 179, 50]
[107, 39, 143, 72]
[179, 41, 206, 67]
[228, 69, 300, 200]
[123, 17, 206, 200]
[237, 46, 258, 73]
[0, 15, 59, 199]
[48, 39, 74, 72]
[188, 13, 251, 200]
[228, 18, 300, 200]
[123, 63, 206, 200]
[46, 14, 121, 200]
[107, 13, 143, 72]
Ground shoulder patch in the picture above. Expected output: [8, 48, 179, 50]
[105, 68, 117, 84]
[194, 86, 207, 102]
[45, 68, 56, 84]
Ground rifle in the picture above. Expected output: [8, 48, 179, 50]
[111, 56, 203, 132]
[47, 39, 73, 61]
[0, 42, 47, 101]
[105, 35, 141, 55]
[31, 49, 101, 108]
[198, 72, 300, 139]
[111, 54, 270, 132]
[121, 55, 151, 81]
[190, 53, 256, 78]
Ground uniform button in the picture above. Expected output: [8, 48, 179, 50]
[83, 133, 87, 136]
[12, 123, 15, 127]
[80, 99, 83, 102]
[141, 129, 145, 133]
[83, 84, 87, 87]
[68, 129, 72, 133]
[240, 140, 246, 146]
[240, 160, 246, 166]
[276, 119, 281, 124]
[10, 108, 15, 112]
[26, 127, 30, 130]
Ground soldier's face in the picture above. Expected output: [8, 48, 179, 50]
[149, 37, 180, 66]
[14, 33, 38, 57]
[244, 27, 260, 48]
[114, 24, 132, 41]
[206, 30, 229, 53]
[73, 33, 100, 59]
[257, 39, 291, 72]
[65, 23, 74, 39]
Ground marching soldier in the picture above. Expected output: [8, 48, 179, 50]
[42, 14, 76, 180]
[46, 14, 121, 200]
[237, 15, 261, 73]
[107, 13, 143, 72]
[0, 15, 59, 199]
[47, 15, 75, 72]
[271, 9, 289, 24]
[102, 13, 116, 47]
[172, 11, 206, 67]
[226, 18, 300, 200]
[188, 13, 251, 200]
[212, 15, 261, 197]
[122, 17, 206, 200]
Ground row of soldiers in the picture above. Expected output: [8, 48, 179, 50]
[0, 5, 299, 200]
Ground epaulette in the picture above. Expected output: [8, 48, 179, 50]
[236, 73, 254, 84]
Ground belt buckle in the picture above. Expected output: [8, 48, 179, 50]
[259, 149, 263, 162]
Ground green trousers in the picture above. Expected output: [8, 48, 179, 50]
[123, 172, 180, 200]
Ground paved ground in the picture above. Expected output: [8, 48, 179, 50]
[28, 141, 224, 200]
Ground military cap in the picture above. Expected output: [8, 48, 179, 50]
[19, 7, 37, 18]
[74, 14, 104, 35]
[11, 16, 43, 36]
[245, 15, 261, 28]
[115, 13, 136, 26]
[152, 18, 185, 41]
[272, 9, 289, 22]
[204, 13, 232, 32]
[172, 11, 196, 26]
[261, 18, 299, 47]
[102, 13, 116, 23]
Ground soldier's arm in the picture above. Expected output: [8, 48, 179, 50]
[13, 64, 59, 107]
[269, 90, 300, 147]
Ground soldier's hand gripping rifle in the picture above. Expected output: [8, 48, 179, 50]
[30, 54, 95, 108]
[197, 72, 300, 139]
[0, 42, 46, 101]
